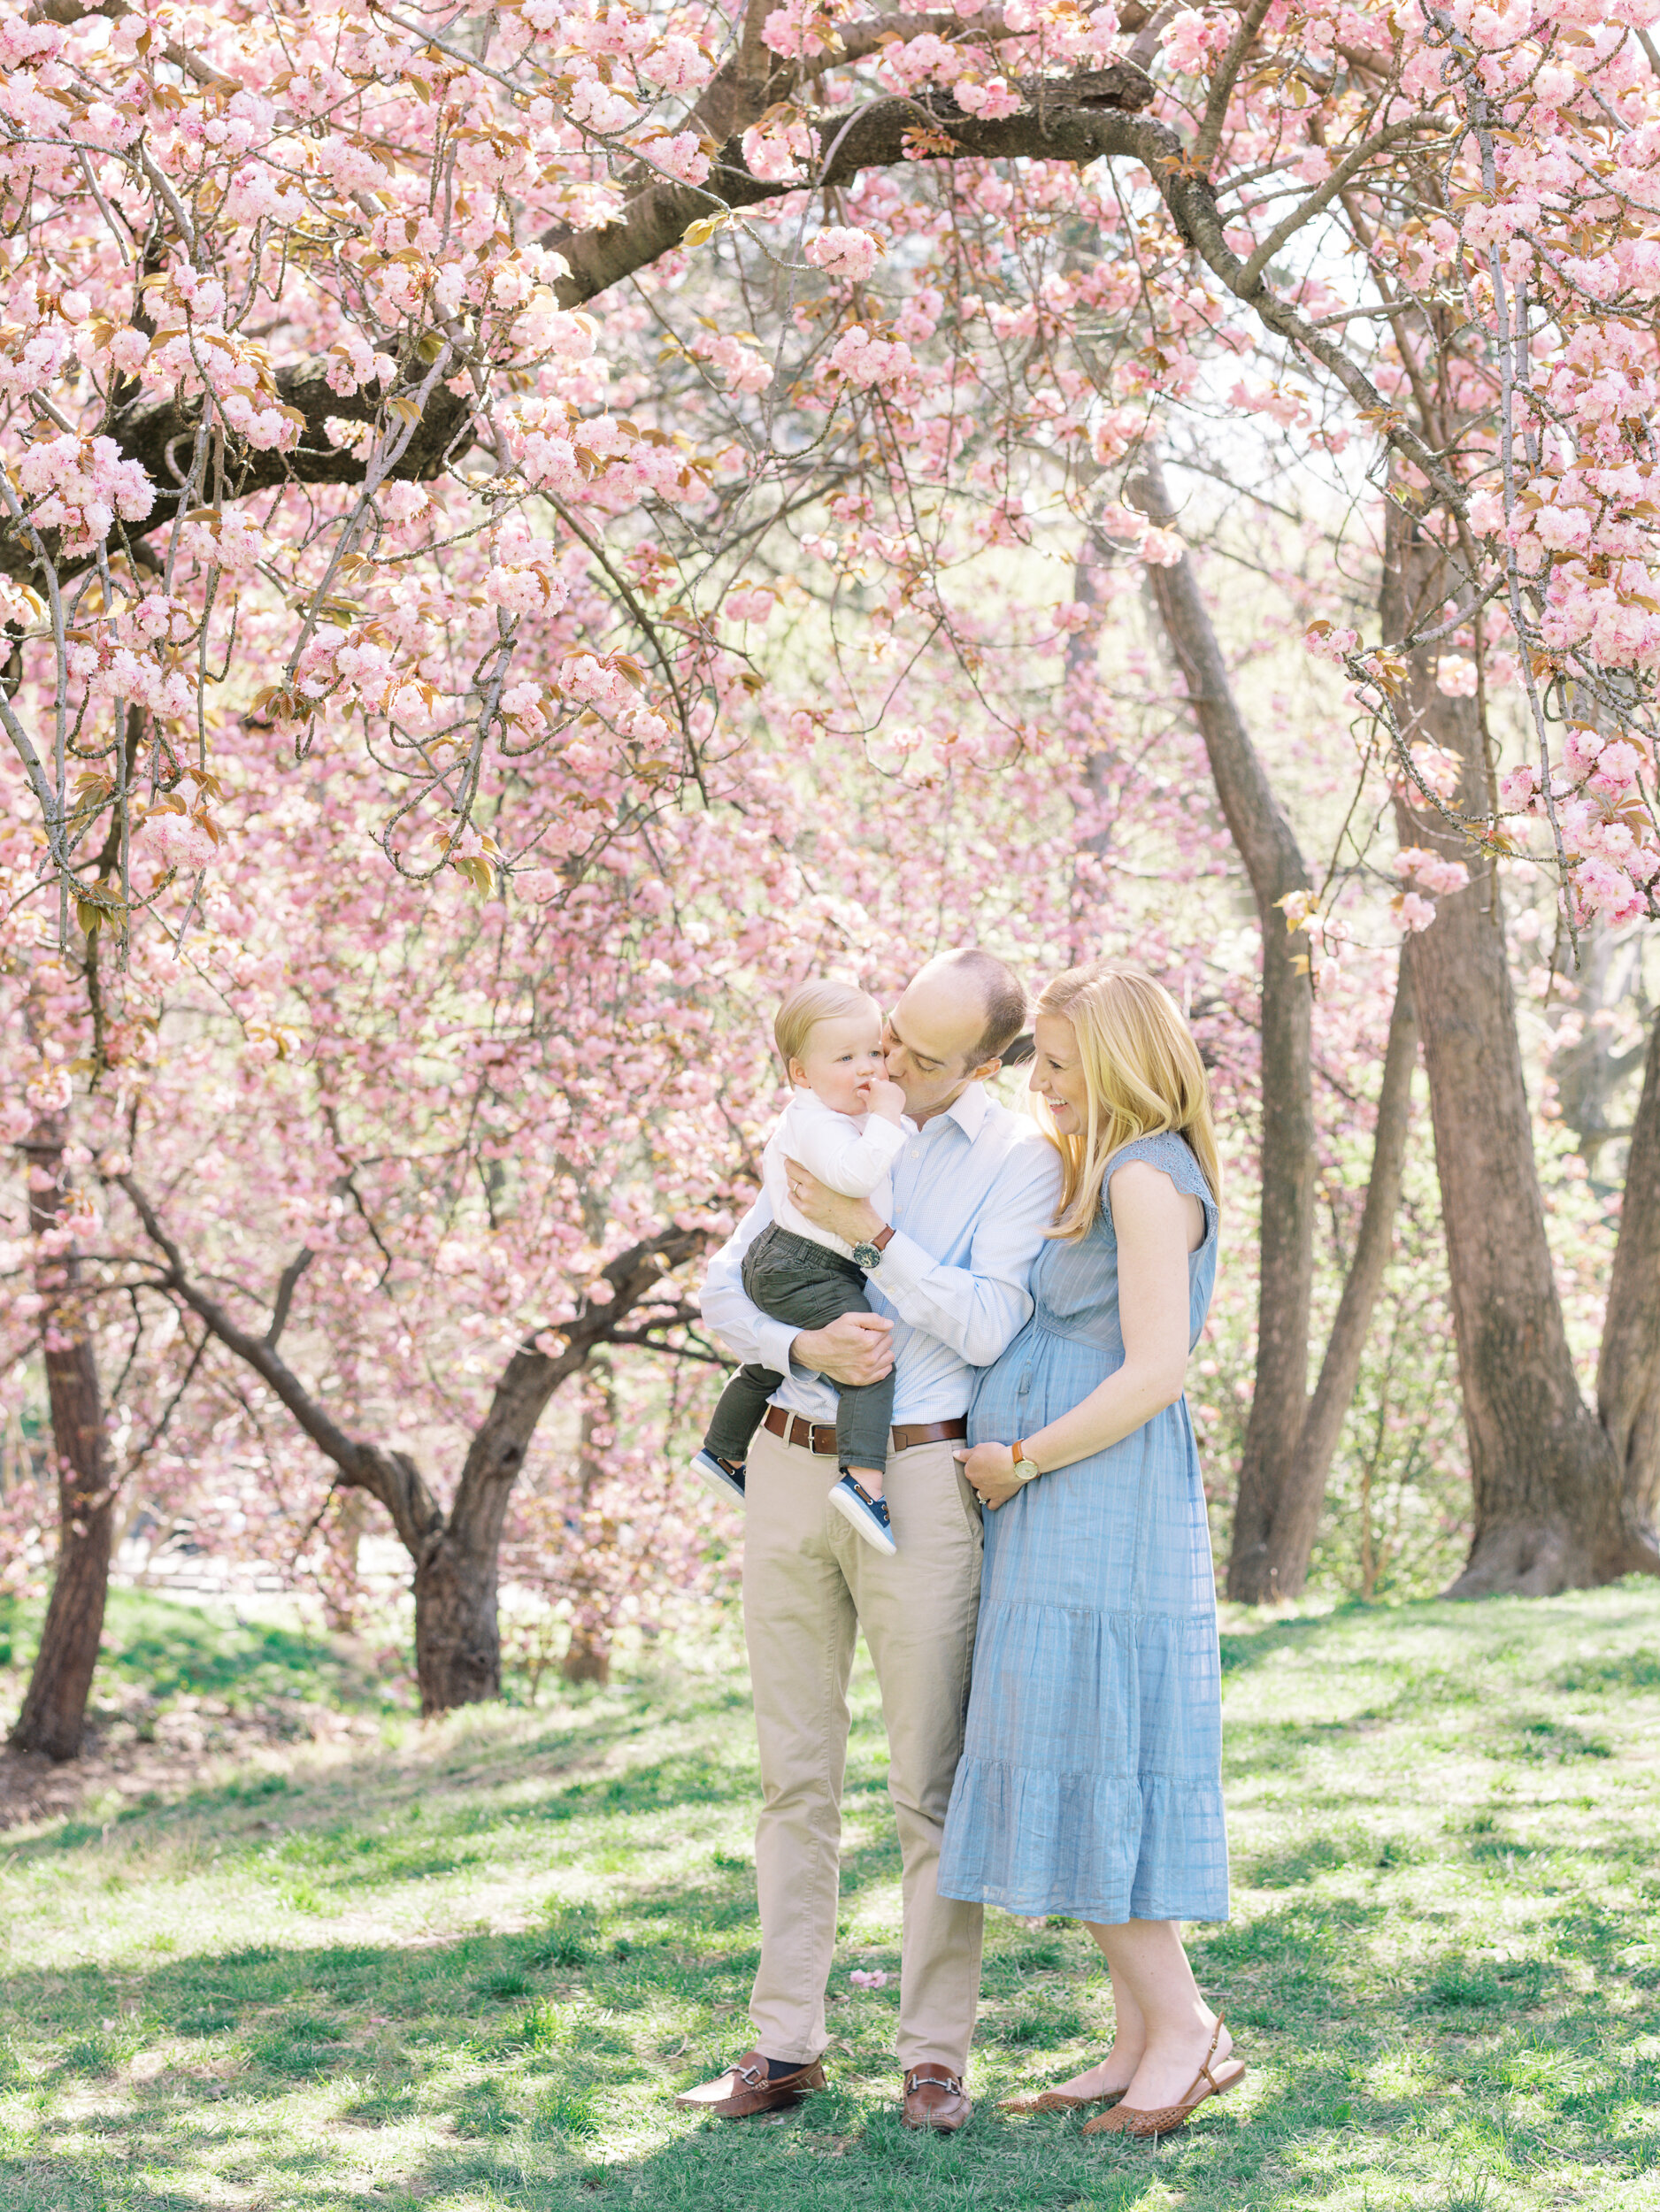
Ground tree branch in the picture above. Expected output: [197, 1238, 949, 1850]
[444, 1217, 715, 1549]
[1234, 117, 1454, 295]
[116, 1173, 447, 1563]
[1194, 0, 1275, 174]
[30, 0, 236, 90]
[13, 53, 1464, 588]
[3, 361, 475, 588]
[1270, 957, 1419, 1583]
[542, 69, 1158, 308]
[118, 1174, 715, 1571]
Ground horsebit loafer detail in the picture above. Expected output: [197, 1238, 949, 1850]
[674, 2049, 825, 2118]
[902, 2067, 972, 2131]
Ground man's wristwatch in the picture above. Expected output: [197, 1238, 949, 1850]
[851, 1223, 895, 1271]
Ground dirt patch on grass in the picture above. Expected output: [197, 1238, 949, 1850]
[0, 1690, 385, 1832]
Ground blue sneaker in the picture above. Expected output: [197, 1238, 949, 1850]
[692, 1449, 746, 1507]
[829, 1472, 895, 1555]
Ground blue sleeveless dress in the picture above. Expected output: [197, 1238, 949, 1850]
[936, 1131, 1228, 1924]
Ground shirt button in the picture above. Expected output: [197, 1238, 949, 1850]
[910, 1147, 920, 1159]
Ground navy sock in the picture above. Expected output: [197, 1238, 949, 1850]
[765, 2055, 805, 2079]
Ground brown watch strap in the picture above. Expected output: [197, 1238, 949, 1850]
[872, 1223, 895, 1251]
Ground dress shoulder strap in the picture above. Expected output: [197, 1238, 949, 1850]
[1103, 1130, 1218, 1227]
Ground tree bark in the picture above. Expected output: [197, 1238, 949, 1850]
[119, 1173, 710, 1712]
[1597, 1007, 1660, 1545]
[1381, 506, 1656, 1594]
[1127, 453, 1318, 1602]
[11, 1123, 117, 1760]
[1262, 959, 1418, 1594]
[411, 1344, 573, 1713]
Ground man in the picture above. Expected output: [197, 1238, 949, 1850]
[678, 949, 1060, 2132]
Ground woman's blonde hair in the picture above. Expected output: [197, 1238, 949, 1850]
[774, 979, 880, 1073]
[1034, 961, 1222, 1240]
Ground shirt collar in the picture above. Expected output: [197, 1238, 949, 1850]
[914, 1080, 986, 1141]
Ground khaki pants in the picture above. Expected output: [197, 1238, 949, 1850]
[742, 1424, 986, 2075]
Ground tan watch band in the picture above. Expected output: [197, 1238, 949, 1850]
[871, 1223, 895, 1252]
[1011, 1439, 1041, 1483]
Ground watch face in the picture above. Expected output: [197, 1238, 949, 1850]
[852, 1241, 881, 1269]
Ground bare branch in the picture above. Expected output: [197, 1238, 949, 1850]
[116, 1172, 447, 1561]
[1234, 117, 1455, 296]
[265, 1246, 314, 1350]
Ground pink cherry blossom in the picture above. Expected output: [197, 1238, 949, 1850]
[805, 227, 881, 280]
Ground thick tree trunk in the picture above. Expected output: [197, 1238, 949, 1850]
[1597, 1008, 1660, 1546]
[1258, 960, 1418, 1595]
[1127, 454, 1318, 1602]
[411, 1343, 554, 1713]
[11, 1125, 117, 1760]
[413, 1538, 503, 1714]
[1382, 509, 1654, 1594]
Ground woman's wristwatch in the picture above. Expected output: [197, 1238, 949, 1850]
[1011, 1439, 1042, 1484]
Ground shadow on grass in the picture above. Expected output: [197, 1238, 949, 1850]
[4, 1589, 1660, 2211]
[9, 1864, 1656, 2212]
[9, 1704, 761, 1879]
[1, 1587, 383, 1711]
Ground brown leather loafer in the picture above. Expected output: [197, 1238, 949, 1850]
[902, 2066, 972, 2131]
[674, 2048, 825, 2119]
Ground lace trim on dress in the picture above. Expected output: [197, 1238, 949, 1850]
[1102, 1130, 1217, 1240]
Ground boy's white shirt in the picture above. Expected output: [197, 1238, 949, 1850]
[762, 1088, 908, 1261]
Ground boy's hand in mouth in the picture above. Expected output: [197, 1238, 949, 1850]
[864, 1076, 908, 1124]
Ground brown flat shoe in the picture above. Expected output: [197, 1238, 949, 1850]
[1081, 2101, 1134, 2135]
[902, 2066, 972, 2131]
[999, 2084, 1127, 2115]
[674, 2048, 825, 2118]
[1088, 2021, 1246, 2141]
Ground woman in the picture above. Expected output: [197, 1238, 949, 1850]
[937, 960, 1243, 2141]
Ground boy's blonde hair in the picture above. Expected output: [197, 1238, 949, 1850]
[1034, 960, 1222, 1241]
[774, 979, 880, 1072]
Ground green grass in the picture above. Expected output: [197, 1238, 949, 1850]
[1, 1584, 1658, 2209]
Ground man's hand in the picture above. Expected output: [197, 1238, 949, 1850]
[783, 1157, 884, 1248]
[794, 1311, 895, 1386]
[955, 1441, 1025, 1511]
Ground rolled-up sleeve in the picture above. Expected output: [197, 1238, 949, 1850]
[697, 1194, 800, 1377]
[872, 1137, 1059, 1367]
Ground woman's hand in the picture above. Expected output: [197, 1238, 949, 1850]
[955, 1441, 1026, 1511]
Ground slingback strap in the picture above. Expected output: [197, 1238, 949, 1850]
[1115, 2020, 1247, 2140]
[1189, 2018, 1224, 2099]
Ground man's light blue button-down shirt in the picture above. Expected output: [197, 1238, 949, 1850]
[698, 1081, 1062, 1425]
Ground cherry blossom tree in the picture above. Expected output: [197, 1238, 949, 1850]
[2, 0, 1659, 1755]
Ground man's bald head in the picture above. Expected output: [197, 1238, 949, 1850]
[883, 949, 1029, 1123]
[913, 949, 1029, 1063]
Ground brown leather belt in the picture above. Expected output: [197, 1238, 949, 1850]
[762, 1405, 967, 1456]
